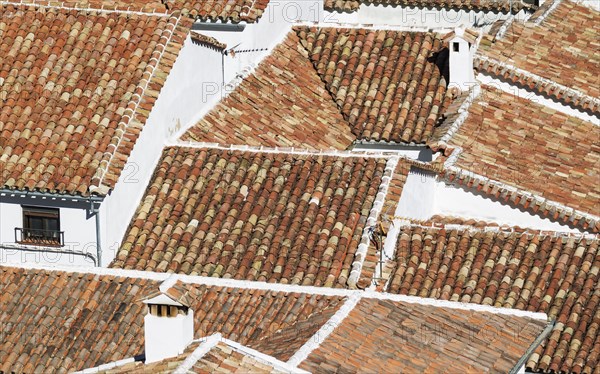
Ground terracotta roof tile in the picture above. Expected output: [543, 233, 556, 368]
[190, 31, 227, 50]
[111, 146, 389, 288]
[0, 4, 191, 196]
[299, 298, 547, 373]
[4, 0, 169, 13]
[180, 32, 355, 150]
[356, 161, 411, 289]
[7, 1, 272, 22]
[477, 0, 600, 113]
[324, 0, 534, 14]
[296, 27, 455, 144]
[444, 85, 599, 218]
[166, 0, 270, 22]
[0, 265, 345, 371]
[99, 340, 285, 373]
[386, 225, 600, 373]
[189, 341, 282, 373]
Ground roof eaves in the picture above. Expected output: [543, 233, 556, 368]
[347, 157, 399, 288]
[0, 0, 171, 16]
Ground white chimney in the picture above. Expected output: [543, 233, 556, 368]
[445, 28, 477, 92]
[143, 292, 194, 363]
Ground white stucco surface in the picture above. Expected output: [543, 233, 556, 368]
[323, 4, 526, 29]
[144, 310, 194, 363]
[392, 170, 580, 232]
[0, 199, 97, 267]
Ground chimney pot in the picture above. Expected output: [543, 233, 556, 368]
[143, 292, 194, 363]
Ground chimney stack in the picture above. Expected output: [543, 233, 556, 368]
[444, 27, 477, 92]
[143, 292, 194, 363]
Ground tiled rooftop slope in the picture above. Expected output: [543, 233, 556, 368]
[0, 4, 190, 196]
[477, 0, 600, 113]
[446, 85, 600, 217]
[98, 340, 284, 373]
[296, 27, 454, 144]
[167, 0, 271, 22]
[386, 226, 600, 373]
[299, 298, 547, 373]
[7, 1, 272, 22]
[0, 266, 345, 372]
[181, 32, 356, 150]
[112, 147, 389, 287]
[324, 0, 534, 13]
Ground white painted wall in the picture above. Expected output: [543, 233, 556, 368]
[144, 310, 194, 363]
[0, 199, 97, 267]
[395, 169, 437, 220]
[433, 181, 582, 232]
[324, 4, 528, 29]
[392, 170, 580, 232]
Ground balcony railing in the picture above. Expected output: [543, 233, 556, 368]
[15, 227, 64, 247]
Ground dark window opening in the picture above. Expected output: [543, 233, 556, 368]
[15, 206, 64, 246]
[453, 42, 460, 52]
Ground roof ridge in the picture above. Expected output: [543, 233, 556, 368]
[429, 84, 481, 150]
[173, 333, 222, 373]
[475, 55, 600, 115]
[293, 22, 452, 33]
[167, 140, 404, 159]
[529, 0, 563, 25]
[0, 0, 170, 16]
[348, 157, 399, 287]
[393, 220, 600, 240]
[90, 13, 184, 193]
[1, 262, 552, 319]
[220, 337, 310, 373]
[286, 293, 362, 367]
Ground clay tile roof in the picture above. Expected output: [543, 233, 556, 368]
[182, 27, 456, 147]
[0, 4, 192, 196]
[385, 225, 600, 373]
[180, 32, 356, 150]
[111, 146, 391, 288]
[298, 298, 548, 373]
[98, 340, 286, 373]
[324, 0, 534, 14]
[4, 0, 169, 13]
[477, 0, 600, 113]
[190, 31, 227, 50]
[443, 85, 600, 220]
[165, 0, 271, 23]
[0, 265, 345, 372]
[296, 27, 455, 144]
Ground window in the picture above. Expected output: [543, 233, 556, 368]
[16, 206, 63, 246]
[453, 42, 460, 52]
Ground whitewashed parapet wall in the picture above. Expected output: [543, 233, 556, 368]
[323, 3, 529, 29]
[393, 169, 583, 233]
